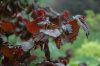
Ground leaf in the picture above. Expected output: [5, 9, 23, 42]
[25, 19, 41, 34]
[66, 19, 80, 42]
[54, 37, 61, 49]
[1, 21, 15, 32]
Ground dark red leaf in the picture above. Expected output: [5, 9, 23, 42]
[66, 19, 80, 42]
[1, 21, 15, 32]
[55, 36, 61, 49]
